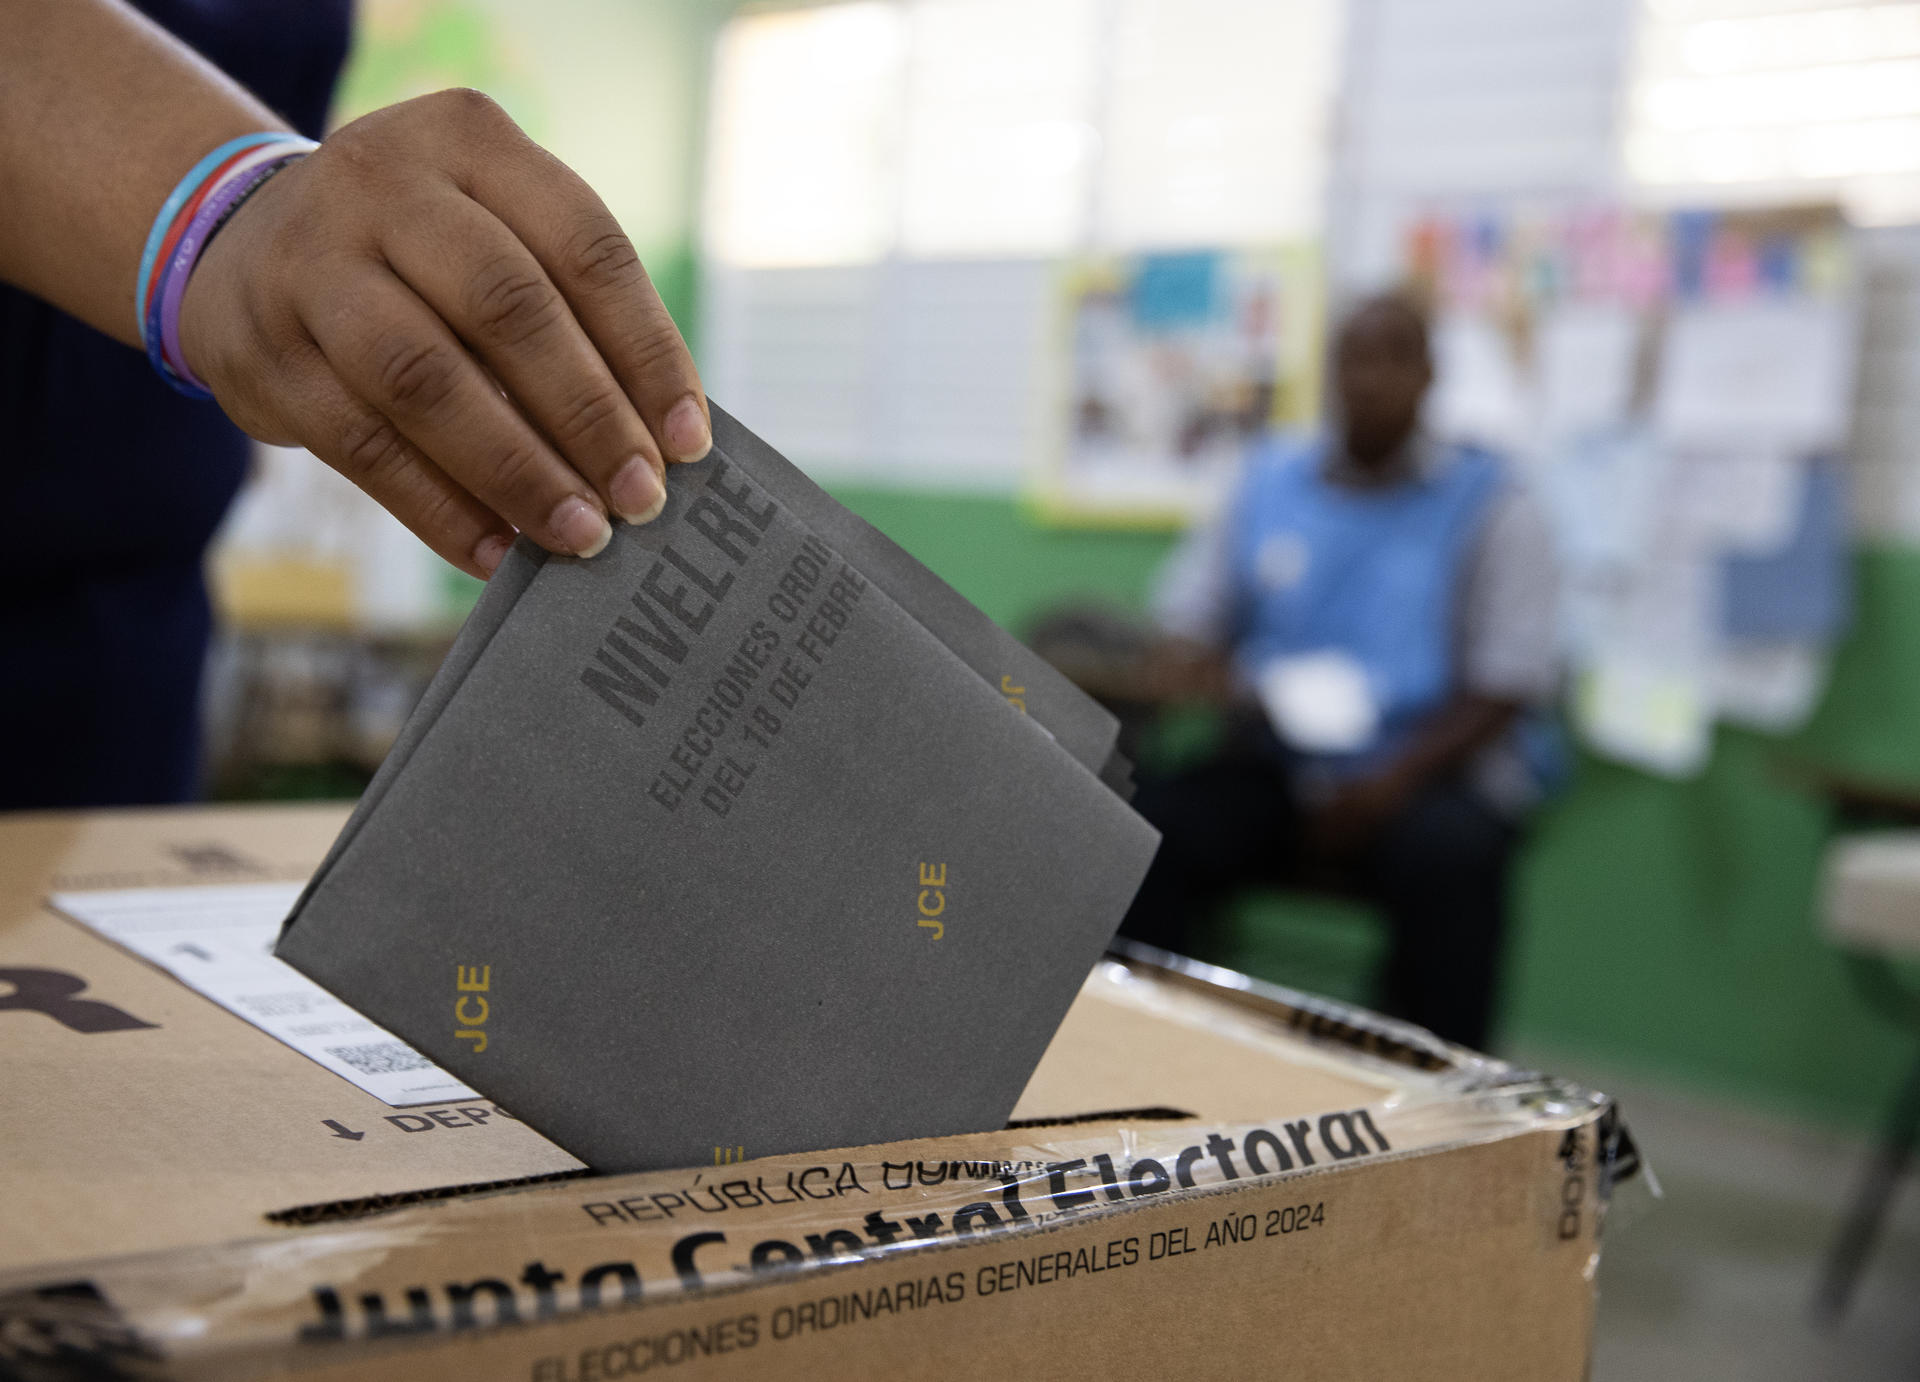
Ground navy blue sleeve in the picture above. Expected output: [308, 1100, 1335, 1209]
[0, 0, 352, 808]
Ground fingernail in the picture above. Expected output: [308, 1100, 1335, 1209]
[609, 455, 666, 524]
[665, 396, 711, 462]
[474, 531, 513, 576]
[552, 495, 612, 558]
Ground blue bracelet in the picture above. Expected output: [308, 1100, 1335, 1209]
[134, 133, 291, 344]
[144, 151, 309, 398]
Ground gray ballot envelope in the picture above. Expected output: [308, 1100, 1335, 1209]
[277, 416, 1160, 1173]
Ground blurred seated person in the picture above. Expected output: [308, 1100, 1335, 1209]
[1117, 292, 1560, 1051]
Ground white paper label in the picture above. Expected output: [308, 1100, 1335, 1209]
[48, 883, 476, 1107]
[1255, 651, 1379, 753]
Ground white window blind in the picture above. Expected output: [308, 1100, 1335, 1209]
[701, 3, 905, 267]
[702, 0, 1341, 266]
[1625, 0, 1920, 224]
[1099, 0, 1340, 248]
[898, 0, 1103, 257]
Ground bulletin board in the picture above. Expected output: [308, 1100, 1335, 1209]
[1403, 205, 1860, 777]
[1031, 245, 1323, 528]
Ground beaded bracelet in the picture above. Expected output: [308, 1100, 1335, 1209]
[136, 133, 319, 398]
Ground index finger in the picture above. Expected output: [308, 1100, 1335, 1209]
[467, 138, 711, 467]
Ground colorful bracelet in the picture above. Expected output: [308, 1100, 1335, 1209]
[136, 133, 319, 398]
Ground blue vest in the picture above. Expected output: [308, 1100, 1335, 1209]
[1225, 435, 1507, 777]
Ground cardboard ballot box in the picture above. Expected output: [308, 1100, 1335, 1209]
[0, 806, 1641, 1380]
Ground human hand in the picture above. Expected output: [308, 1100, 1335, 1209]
[177, 90, 709, 579]
[1139, 637, 1233, 705]
[1308, 769, 1413, 859]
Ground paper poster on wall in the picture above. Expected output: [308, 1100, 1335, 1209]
[1718, 457, 1851, 642]
[1663, 446, 1802, 553]
[1711, 643, 1829, 731]
[1540, 423, 1667, 571]
[1655, 299, 1857, 452]
[1536, 303, 1641, 439]
[1597, 545, 1718, 668]
[1403, 203, 1859, 777]
[1428, 312, 1530, 454]
[1035, 245, 1321, 525]
[1574, 658, 1712, 779]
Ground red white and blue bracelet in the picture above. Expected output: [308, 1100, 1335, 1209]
[135, 132, 319, 398]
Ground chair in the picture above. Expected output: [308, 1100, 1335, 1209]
[1814, 830, 1920, 1321]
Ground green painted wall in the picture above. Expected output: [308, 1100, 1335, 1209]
[827, 488, 1181, 628]
[831, 485, 1920, 1131]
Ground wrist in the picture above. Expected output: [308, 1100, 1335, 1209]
[137, 131, 316, 397]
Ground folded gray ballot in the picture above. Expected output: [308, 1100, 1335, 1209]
[277, 416, 1160, 1174]
[321, 402, 1132, 859]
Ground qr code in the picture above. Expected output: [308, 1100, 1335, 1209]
[325, 1041, 433, 1076]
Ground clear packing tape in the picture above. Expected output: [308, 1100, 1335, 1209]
[0, 952, 1650, 1380]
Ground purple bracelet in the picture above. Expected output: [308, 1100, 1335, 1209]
[146, 144, 313, 398]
